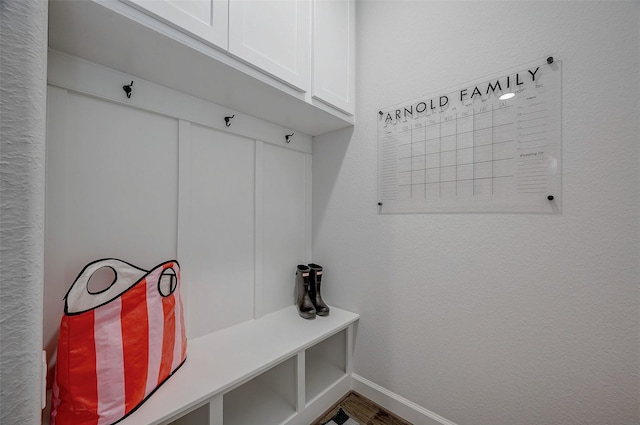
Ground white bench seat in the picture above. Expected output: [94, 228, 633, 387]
[118, 305, 359, 425]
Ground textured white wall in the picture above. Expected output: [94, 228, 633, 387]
[313, 2, 640, 425]
[0, 0, 48, 423]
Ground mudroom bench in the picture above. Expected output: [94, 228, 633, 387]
[119, 306, 359, 425]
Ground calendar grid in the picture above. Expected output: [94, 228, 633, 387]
[394, 103, 516, 199]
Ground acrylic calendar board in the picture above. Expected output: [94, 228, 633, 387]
[377, 58, 562, 213]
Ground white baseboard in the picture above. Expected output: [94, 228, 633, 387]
[351, 374, 458, 425]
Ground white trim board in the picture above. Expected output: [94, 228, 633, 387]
[47, 49, 312, 155]
[254, 140, 265, 320]
[351, 374, 459, 425]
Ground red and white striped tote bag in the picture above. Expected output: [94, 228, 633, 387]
[50, 259, 187, 425]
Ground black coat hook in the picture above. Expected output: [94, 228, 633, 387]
[123, 81, 133, 98]
[224, 115, 235, 127]
[285, 133, 294, 143]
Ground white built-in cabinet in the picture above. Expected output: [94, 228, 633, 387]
[85, 0, 354, 122]
[44, 51, 359, 425]
[45, 1, 358, 423]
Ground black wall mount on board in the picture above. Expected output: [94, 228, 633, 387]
[122, 81, 133, 98]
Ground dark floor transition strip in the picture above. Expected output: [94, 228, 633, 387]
[312, 391, 412, 425]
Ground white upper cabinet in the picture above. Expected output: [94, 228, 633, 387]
[312, 0, 354, 115]
[228, 0, 311, 92]
[49, 0, 355, 135]
[124, 0, 229, 49]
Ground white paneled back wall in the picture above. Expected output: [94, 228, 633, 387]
[44, 52, 313, 362]
[178, 123, 256, 337]
[261, 143, 312, 316]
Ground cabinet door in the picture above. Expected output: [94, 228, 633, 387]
[312, 0, 354, 115]
[124, 0, 228, 49]
[228, 0, 310, 92]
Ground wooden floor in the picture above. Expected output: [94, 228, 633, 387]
[312, 391, 412, 425]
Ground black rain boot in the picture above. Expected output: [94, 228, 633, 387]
[296, 265, 316, 319]
[308, 263, 330, 316]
